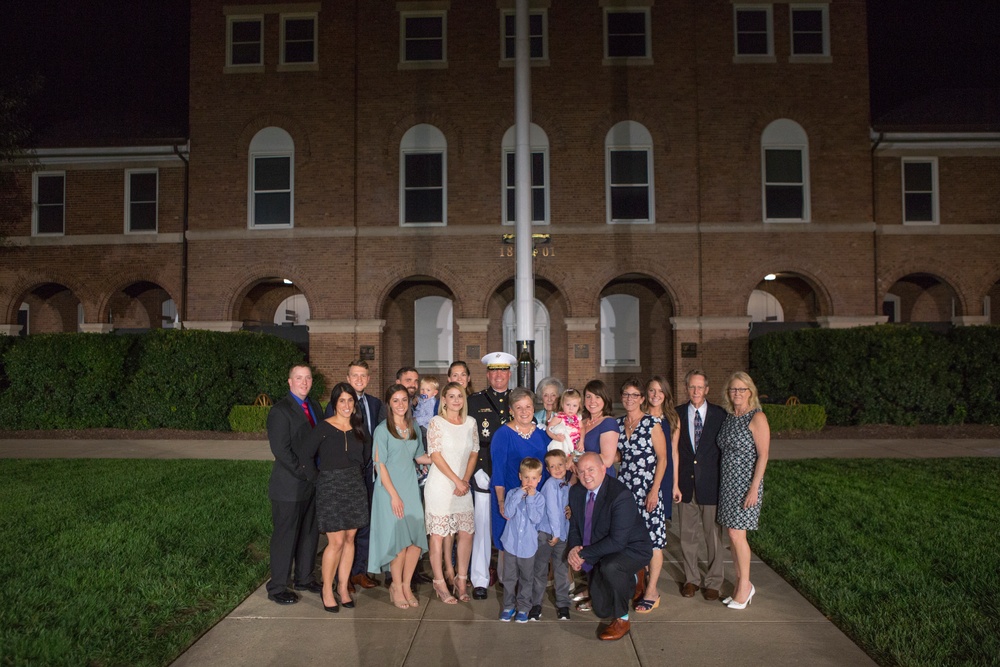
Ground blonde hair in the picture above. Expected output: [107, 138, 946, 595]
[723, 371, 762, 414]
[519, 457, 543, 475]
[559, 388, 582, 411]
[420, 376, 440, 391]
[438, 381, 468, 420]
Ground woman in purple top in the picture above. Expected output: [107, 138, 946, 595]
[581, 379, 618, 478]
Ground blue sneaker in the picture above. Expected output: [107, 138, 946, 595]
[500, 608, 516, 622]
[515, 611, 530, 623]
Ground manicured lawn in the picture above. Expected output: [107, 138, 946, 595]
[0, 459, 272, 667]
[751, 458, 1000, 667]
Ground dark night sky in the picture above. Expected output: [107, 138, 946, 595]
[1, 0, 997, 143]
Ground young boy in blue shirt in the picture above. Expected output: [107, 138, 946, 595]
[530, 449, 572, 620]
[499, 457, 545, 623]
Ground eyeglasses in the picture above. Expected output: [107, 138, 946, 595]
[621, 392, 642, 399]
[728, 387, 750, 394]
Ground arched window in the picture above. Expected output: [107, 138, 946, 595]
[501, 124, 550, 225]
[248, 127, 294, 228]
[605, 121, 654, 224]
[600, 294, 640, 368]
[414, 296, 453, 370]
[761, 119, 809, 222]
[400, 124, 447, 225]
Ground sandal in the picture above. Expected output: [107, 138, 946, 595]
[389, 583, 410, 609]
[405, 587, 419, 608]
[433, 578, 458, 604]
[454, 575, 471, 602]
[634, 596, 661, 613]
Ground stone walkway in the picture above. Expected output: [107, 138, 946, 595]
[3, 436, 995, 666]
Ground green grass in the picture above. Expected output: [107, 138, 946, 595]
[0, 459, 272, 667]
[750, 458, 1000, 667]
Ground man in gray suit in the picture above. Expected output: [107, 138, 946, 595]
[675, 369, 727, 601]
[265, 363, 323, 604]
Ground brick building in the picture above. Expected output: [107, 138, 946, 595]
[3, 0, 998, 398]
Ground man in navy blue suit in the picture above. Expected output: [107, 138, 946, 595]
[675, 369, 727, 600]
[325, 360, 383, 590]
[567, 453, 652, 641]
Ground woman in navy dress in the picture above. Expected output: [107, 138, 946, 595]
[581, 379, 619, 477]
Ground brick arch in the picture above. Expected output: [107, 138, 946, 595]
[94, 274, 178, 324]
[730, 263, 835, 319]
[381, 113, 464, 171]
[485, 111, 571, 158]
[574, 265, 681, 319]
[370, 266, 466, 321]
[234, 113, 312, 159]
[588, 112, 671, 153]
[2, 273, 94, 323]
[220, 263, 321, 322]
[472, 267, 574, 320]
[878, 262, 971, 317]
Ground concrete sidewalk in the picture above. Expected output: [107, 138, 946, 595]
[3, 435, 996, 666]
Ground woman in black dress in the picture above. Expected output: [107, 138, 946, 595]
[299, 382, 371, 612]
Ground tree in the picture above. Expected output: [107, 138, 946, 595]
[0, 74, 41, 245]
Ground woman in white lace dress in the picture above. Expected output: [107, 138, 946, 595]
[424, 381, 479, 603]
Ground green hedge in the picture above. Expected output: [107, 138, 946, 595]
[751, 325, 1000, 426]
[761, 403, 827, 432]
[0, 330, 326, 431]
[228, 405, 270, 433]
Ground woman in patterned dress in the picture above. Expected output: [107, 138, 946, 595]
[716, 372, 770, 610]
[424, 382, 480, 603]
[617, 377, 668, 612]
[643, 375, 682, 521]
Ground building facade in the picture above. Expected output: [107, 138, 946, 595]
[3, 0, 998, 397]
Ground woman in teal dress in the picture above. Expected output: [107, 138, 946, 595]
[368, 384, 432, 609]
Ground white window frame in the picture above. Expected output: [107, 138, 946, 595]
[733, 4, 775, 63]
[901, 157, 939, 225]
[501, 124, 550, 226]
[225, 15, 264, 72]
[32, 171, 65, 236]
[600, 294, 640, 371]
[789, 4, 831, 61]
[499, 8, 549, 65]
[248, 127, 295, 229]
[124, 168, 158, 234]
[602, 7, 652, 65]
[400, 124, 447, 227]
[399, 9, 448, 69]
[605, 121, 654, 225]
[279, 12, 318, 70]
[761, 119, 810, 223]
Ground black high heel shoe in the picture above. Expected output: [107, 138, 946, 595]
[339, 592, 355, 609]
[323, 600, 340, 613]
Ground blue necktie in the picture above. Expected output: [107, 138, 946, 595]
[693, 410, 703, 452]
[583, 491, 595, 573]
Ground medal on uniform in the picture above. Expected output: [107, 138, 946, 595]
[481, 418, 491, 438]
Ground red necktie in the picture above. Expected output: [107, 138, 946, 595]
[302, 400, 315, 427]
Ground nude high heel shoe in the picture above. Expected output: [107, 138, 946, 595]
[726, 585, 755, 610]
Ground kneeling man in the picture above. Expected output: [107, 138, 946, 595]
[567, 452, 652, 640]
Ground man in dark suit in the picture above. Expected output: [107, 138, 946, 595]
[325, 360, 383, 590]
[675, 369, 727, 600]
[567, 452, 653, 641]
[265, 363, 323, 604]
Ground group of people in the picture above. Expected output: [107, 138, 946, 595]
[265, 354, 770, 641]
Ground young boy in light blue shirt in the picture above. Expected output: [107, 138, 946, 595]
[499, 456, 545, 623]
[531, 449, 572, 620]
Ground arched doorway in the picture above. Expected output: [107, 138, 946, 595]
[502, 299, 551, 388]
[107, 281, 175, 333]
[883, 273, 959, 331]
[747, 271, 827, 339]
[381, 277, 457, 392]
[598, 274, 674, 391]
[17, 283, 82, 334]
[238, 277, 310, 355]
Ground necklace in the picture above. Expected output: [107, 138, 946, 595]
[512, 423, 534, 440]
[396, 422, 410, 438]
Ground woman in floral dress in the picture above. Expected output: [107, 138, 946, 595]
[616, 377, 668, 612]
